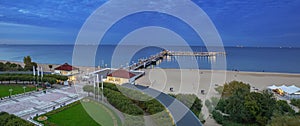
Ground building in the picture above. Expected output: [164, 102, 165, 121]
[54, 63, 79, 81]
[90, 68, 145, 85]
[106, 69, 136, 85]
[268, 85, 300, 99]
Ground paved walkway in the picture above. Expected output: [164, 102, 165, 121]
[0, 86, 81, 119]
[123, 83, 203, 126]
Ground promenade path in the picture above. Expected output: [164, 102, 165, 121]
[123, 83, 202, 126]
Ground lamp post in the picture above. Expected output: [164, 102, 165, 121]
[8, 89, 13, 98]
[23, 86, 26, 95]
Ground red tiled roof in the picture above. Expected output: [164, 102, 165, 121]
[107, 69, 135, 79]
[54, 63, 79, 71]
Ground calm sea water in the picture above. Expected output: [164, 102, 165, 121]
[0, 45, 300, 73]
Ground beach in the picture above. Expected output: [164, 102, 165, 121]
[136, 69, 300, 94]
[135, 68, 300, 124]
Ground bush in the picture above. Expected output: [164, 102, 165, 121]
[0, 112, 34, 126]
[291, 99, 300, 109]
[104, 88, 144, 115]
[212, 110, 224, 124]
[0, 62, 25, 71]
[169, 94, 202, 118]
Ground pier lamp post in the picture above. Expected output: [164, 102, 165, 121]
[23, 86, 26, 95]
[8, 89, 13, 98]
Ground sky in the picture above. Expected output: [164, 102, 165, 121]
[0, 0, 300, 47]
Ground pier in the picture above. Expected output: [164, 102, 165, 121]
[168, 51, 226, 56]
[128, 50, 226, 70]
[129, 50, 168, 70]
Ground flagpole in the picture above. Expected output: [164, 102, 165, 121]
[37, 66, 40, 84]
[33, 66, 37, 91]
[96, 74, 99, 101]
[41, 67, 43, 83]
[101, 75, 103, 102]
[93, 76, 96, 99]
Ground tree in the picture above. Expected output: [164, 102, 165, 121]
[23, 56, 32, 65]
[215, 86, 224, 94]
[221, 81, 250, 98]
[48, 65, 53, 71]
[23, 56, 37, 71]
[276, 100, 295, 115]
[290, 99, 300, 108]
[224, 88, 250, 123]
[0, 62, 4, 71]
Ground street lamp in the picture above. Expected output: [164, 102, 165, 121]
[23, 86, 26, 94]
[8, 89, 13, 98]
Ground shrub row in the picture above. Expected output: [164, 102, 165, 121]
[0, 74, 68, 84]
[104, 88, 144, 115]
[84, 83, 174, 126]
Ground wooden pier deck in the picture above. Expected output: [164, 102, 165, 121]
[128, 50, 226, 70]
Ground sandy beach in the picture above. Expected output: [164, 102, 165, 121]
[136, 69, 300, 95]
[135, 68, 300, 124]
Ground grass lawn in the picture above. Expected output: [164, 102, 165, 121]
[37, 99, 121, 126]
[0, 85, 36, 98]
[82, 100, 122, 126]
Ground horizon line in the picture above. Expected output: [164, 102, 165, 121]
[0, 43, 299, 48]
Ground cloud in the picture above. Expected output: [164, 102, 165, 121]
[18, 9, 30, 14]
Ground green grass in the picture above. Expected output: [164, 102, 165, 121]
[0, 85, 36, 98]
[82, 100, 122, 126]
[37, 100, 121, 126]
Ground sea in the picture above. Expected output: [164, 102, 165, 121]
[0, 44, 300, 74]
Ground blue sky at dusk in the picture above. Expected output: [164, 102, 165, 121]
[0, 0, 300, 47]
